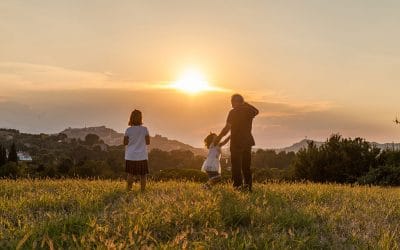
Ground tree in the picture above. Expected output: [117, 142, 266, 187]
[293, 141, 323, 181]
[85, 134, 100, 146]
[252, 149, 296, 169]
[56, 133, 68, 141]
[0, 162, 19, 177]
[57, 158, 73, 176]
[8, 143, 18, 163]
[75, 160, 111, 177]
[358, 164, 400, 186]
[0, 145, 7, 166]
[293, 134, 380, 183]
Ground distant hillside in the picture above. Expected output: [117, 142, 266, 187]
[370, 142, 400, 151]
[60, 126, 206, 156]
[277, 139, 400, 153]
[276, 139, 324, 153]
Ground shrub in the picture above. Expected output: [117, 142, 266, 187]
[152, 168, 208, 182]
[293, 134, 380, 183]
[0, 162, 21, 177]
[358, 165, 400, 186]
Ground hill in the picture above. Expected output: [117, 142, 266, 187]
[61, 126, 206, 156]
[1, 179, 399, 249]
[276, 139, 324, 153]
[277, 138, 400, 153]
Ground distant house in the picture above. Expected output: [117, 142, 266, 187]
[17, 151, 33, 161]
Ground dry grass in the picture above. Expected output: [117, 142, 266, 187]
[1, 179, 399, 249]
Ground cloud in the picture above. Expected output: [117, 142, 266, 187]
[0, 62, 231, 95]
[1, 62, 393, 148]
[255, 101, 333, 118]
[0, 62, 155, 92]
[0, 87, 394, 148]
[251, 101, 396, 147]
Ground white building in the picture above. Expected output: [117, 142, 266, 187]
[17, 151, 33, 161]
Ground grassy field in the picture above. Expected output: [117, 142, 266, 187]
[1, 179, 400, 249]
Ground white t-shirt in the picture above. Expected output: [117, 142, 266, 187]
[201, 143, 222, 173]
[124, 125, 149, 161]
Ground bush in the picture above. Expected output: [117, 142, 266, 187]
[152, 168, 208, 182]
[252, 149, 296, 169]
[253, 168, 290, 182]
[293, 134, 380, 183]
[85, 134, 100, 146]
[72, 160, 113, 178]
[0, 162, 21, 177]
[377, 150, 400, 166]
[358, 165, 400, 186]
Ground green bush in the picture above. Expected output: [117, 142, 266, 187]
[0, 162, 21, 177]
[152, 168, 208, 182]
[293, 134, 380, 183]
[358, 165, 400, 186]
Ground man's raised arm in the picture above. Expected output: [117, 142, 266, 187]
[245, 102, 259, 117]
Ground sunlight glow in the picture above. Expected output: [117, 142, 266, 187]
[170, 68, 218, 94]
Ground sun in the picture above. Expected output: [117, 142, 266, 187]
[170, 68, 216, 94]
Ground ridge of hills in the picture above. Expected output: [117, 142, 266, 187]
[60, 126, 207, 156]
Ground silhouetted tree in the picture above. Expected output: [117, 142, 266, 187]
[56, 133, 68, 141]
[8, 143, 18, 163]
[0, 162, 19, 177]
[0, 145, 7, 166]
[57, 158, 73, 176]
[358, 164, 400, 186]
[293, 134, 380, 183]
[85, 134, 100, 146]
[252, 149, 296, 169]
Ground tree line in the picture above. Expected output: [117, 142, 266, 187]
[293, 134, 400, 185]
[1, 131, 400, 186]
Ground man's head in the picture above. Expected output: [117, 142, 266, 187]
[231, 94, 244, 108]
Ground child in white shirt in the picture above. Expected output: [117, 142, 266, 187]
[123, 109, 150, 192]
[201, 132, 230, 189]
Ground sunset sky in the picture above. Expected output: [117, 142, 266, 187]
[1, 0, 400, 148]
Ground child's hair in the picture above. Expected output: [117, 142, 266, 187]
[128, 109, 143, 126]
[204, 132, 217, 149]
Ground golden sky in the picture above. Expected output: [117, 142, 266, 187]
[1, 1, 400, 147]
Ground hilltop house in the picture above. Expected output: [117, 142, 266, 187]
[17, 151, 33, 161]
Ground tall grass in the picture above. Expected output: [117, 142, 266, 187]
[1, 179, 399, 249]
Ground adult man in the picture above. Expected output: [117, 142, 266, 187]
[216, 94, 259, 191]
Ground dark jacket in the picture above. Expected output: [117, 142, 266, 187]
[226, 102, 259, 150]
